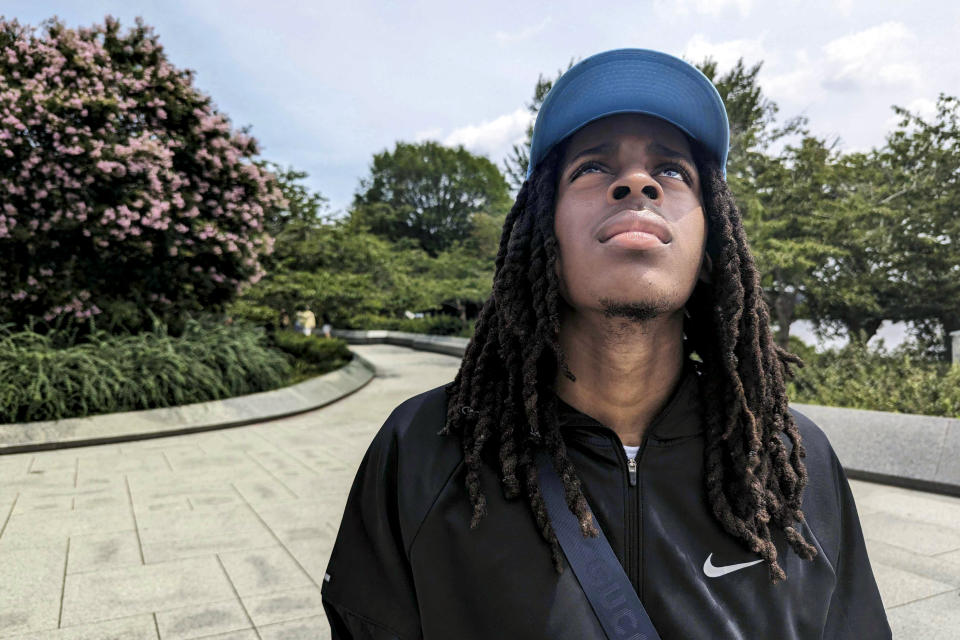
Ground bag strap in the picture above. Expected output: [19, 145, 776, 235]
[535, 449, 662, 640]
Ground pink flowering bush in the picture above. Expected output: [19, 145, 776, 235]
[0, 16, 285, 334]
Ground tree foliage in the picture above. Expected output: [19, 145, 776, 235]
[0, 16, 284, 336]
[502, 58, 577, 191]
[351, 140, 510, 256]
[873, 94, 960, 357]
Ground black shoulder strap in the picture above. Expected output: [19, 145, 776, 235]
[535, 449, 662, 640]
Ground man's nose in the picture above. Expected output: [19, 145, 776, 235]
[608, 170, 662, 204]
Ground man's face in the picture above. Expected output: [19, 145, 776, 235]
[553, 113, 709, 323]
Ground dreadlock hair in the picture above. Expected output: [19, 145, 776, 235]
[439, 134, 819, 584]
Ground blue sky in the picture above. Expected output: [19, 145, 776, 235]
[6, 0, 959, 349]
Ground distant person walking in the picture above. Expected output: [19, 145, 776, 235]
[321, 312, 332, 339]
[295, 309, 316, 336]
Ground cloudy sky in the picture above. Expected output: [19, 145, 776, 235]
[6, 0, 959, 348]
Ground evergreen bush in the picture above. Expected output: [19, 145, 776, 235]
[787, 337, 960, 418]
[0, 315, 298, 423]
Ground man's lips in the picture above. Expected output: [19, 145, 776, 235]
[597, 210, 672, 244]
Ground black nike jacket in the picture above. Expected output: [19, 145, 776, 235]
[321, 359, 893, 639]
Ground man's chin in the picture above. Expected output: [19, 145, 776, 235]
[597, 296, 672, 323]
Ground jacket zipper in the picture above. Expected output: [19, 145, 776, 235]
[573, 424, 648, 598]
[614, 437, 644, 598]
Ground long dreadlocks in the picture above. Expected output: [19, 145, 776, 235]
[439, 135, 819, 584]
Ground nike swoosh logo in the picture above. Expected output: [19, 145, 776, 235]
[703, 553, 764, 578]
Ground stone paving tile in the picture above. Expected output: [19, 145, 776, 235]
[242, 586, 324, 628]
[864, 537, 960, 588]
[67, 530, 141, 575]
[27, 447, 124, 474]
[1, 469, 76, 494]
[75, 472, 125, 491]
[9, 492, 75, 517]
[258, 615, 330, 640]
[278, 472, 351, 504]
[0, 542, 67, 636]
[155, 598, 250, 640]
[60, 556, 234, 627]
[250, 499, 330, 545]
[76, 452, 169, 475]
[859, 511, 960, 556]
[232, 476, 299, 506]
[2, 613, 158, 639]
[870, 561, 957, 608]
[0, 503, 133, 550]
[218, 546, 314, 597]
[73, 488, 132, 513]
[887, 589, 960, 640]
[195, 631, 257, 640]
[9, 486, 128, 516]
[137, 504, 269, 547]
[142, 529, 277, 565]
[284, 538, 332, 585]
[938, 548, 960, 564]
[165, 452, 257, 475]
[856, 487, 960, 531]
[131, 482, 244, 514]
[0, 453, 32, 476]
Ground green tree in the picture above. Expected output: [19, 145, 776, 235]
[351, 141, 511, 256]
[772, 143, 902, 347]
[692, 58, 806, 173]
[690, 57, 823, 347]
[502, 59, 577, 191]
[0, 16, 284, 336]
[875, 94, 960, 359]
[257, 162, 329, 240]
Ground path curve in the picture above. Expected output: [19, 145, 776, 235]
[0, 344, 957, 639]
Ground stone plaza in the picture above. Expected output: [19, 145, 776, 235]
[0, 344, 958, 638]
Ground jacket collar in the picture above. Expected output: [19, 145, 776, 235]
[554, 357, 705, 441]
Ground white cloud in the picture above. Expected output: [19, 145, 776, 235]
[437, 107, 533, 159]
[883, 96, 938, 130]
[821, 22, 921, 91]
[682, 34, 769, 70]
[412, 127, 443, 142]
[832, 0, 856, 17]
[494, 17, 552, 44]
[763, 49, 823, 104]
[655, 0, 755, 18]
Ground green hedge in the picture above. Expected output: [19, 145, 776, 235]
[270, 329, 353, 384]
[345, 313, 470, 336]
[787, 338, 960, 418]
[0, 317, 350, 423]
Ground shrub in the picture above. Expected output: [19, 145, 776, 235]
[345, 313, 467, 336]
[271, 329, 352, 372]
[0, 16, 285, 336]
[0, 315, 294, 423]
[787, 337, 960, 418]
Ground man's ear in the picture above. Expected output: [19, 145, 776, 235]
[698, 251, 713, 285]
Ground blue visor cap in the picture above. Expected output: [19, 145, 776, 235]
[526, 48, 730, 180]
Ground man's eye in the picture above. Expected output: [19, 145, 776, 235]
[660, 166, 686, 180]
[572, 161, 604, 179]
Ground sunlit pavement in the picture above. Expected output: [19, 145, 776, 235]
[0, 344, 957, 638]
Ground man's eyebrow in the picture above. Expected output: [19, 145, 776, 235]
[647, 141, 695, 166]
[564, 140, 695, 171]
[564, 142, 617, 170]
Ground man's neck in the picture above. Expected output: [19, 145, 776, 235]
[552, 306, 687, 447]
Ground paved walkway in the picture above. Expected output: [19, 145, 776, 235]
[0, 344, 958, 639]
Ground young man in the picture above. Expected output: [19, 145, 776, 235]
[321, 49, 891, 639]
